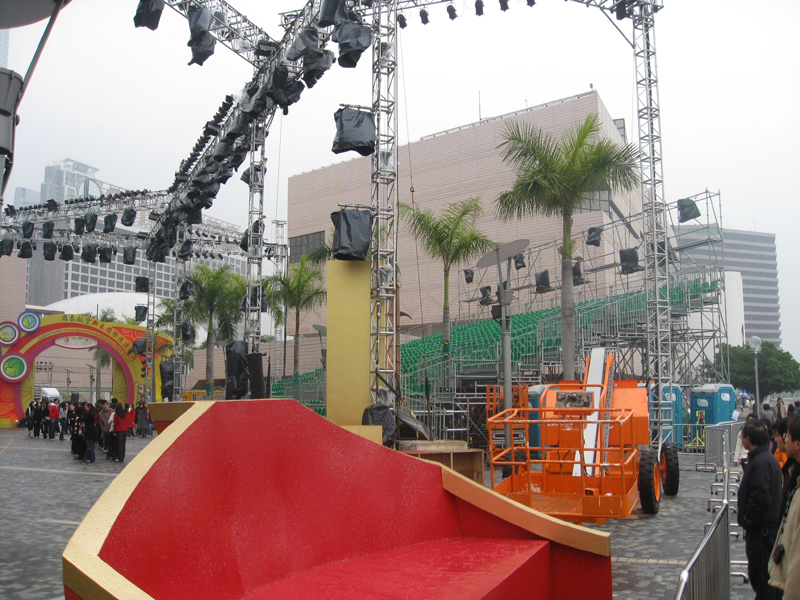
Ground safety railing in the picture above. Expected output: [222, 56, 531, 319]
[673, 437, 732, 600]
[697, 420, 744, 472]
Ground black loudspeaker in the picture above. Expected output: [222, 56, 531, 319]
[247, 353, 265, 399]
[479, 285, 493, 306]
[330, 209, 372, 260]
[135, 276, 149, 293]
[620, 248, 645, 274]
[123, 246, 137, 265]
[535, 270, 554, 293]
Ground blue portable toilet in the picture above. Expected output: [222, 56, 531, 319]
[690, 384, 735, 425]
[649, 385, 684, 448]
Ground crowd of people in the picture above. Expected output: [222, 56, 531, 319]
[735, 409, 800, 600]
[24, 397, 155, 464]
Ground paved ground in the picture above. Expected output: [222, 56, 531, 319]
[0, 428, 754, 600]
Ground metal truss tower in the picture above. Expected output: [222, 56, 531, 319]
[369, 0, 400, 405]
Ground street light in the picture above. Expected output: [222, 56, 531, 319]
[749, 335, 762, 418]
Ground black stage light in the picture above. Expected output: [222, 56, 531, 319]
[447, 5, 457, 19]
[5, 205, 16, 217]
[586, 226, 603, 247]
[513, 253, 525, 270]
[526, 0, 535, 5]
[475, 0, 484, 15]
[397, 14, 407, 28]
[500, 0, 509, 11]
[616, 0, 629, 20]
[420, 9, 429, 24]
[464, 268, 474, 284]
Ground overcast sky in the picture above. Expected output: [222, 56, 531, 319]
[5, 0, 799, 359]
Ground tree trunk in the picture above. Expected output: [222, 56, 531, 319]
[293, 308, 301, 377]
[561, 215, 575, 381]
[205, 319, 215, 397]
[96, 354, 102, 403]
[442, 269, 450, 358]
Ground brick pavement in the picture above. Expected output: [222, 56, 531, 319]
[0, 428, 757, 600]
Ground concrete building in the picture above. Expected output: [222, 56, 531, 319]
[13, 187, 40, 207]
[678, 225, 782, 347]
[0, 29, 8, 70]
[286, 91, 643, 368]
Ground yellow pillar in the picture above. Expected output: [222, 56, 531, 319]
[326, 260, 371, 426]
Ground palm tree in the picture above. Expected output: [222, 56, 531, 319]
[187, 263, 247, 396]
[399, 197, 496, 357]
[264, 254, 326, 377]
[496, 112, 640, 379]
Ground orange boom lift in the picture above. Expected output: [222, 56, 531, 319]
[487, 349, 679, 524]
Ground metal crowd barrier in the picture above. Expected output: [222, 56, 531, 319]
[697, 420, 744, 472]
[673, 437, 732, 600]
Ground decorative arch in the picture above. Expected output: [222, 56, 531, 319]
[0, 314, 172, 426]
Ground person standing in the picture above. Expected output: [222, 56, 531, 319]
[31, 399, 43, 439]
[58, 401, 68, 441]
[83, 404, 98, 463]
[763, 403, 777, 424]
[126, 403, 136, 439]
[776, 399, 787, 420]
[738, 419, 782, 600]
[769, 416, 800, 600]
[136, 401, 148, 438]
[25, 401, 35, 437]
[114, 404, 128, 463]
[48, 400, 59, 439]
[98, 400, 113, 457]
[735, 414, 758, 468]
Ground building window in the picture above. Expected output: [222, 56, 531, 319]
[289, 231, 326, 264]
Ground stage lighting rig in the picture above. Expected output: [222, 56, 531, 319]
[447, 5, 457, 19]
[475, 1, 484, 16]
[500, 0, 509, 11]
[420, 8, 429, 24]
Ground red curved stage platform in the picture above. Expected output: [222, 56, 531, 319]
[63, 400, 612, 600]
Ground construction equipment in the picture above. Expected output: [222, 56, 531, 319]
[487, 348, 679, 524]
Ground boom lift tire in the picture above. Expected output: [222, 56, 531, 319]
[660, 442, 680, 496]
[638, 448, 661, 515]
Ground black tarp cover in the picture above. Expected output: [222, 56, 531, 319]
[513, 253, 525, 270]
[0, 238, 12, 256]
[134, 305, 148, 322]
[266, 65, 304, 115]
[242, 84, 270, 117]
[135, 276, 149, 293]
[396, 409, 431, 441]
[160, 360, 174, 401]
[332, 107, 375, 156]
[318, 0, 348, 27]
[84, 213, 98, 233]
[535, 270, 553, 293]
[225, 340, 248, 399]
[123, 246, 137, 265]
[146, 235, 168, 263]
[331, 22, 372, 68]
[619, 248, 644, 274]
[361, 403, 397, 446]
[103, 214, 118, 233]
[286, 26, 320, 61]
[132, 338, 147, 356]
[330, 209, 372, 260]
[98, 247, 113, 263]
[43, 241, 57, 261]
[74, 217, 85, 236]
[187, 5, 216, 66]
[58, 244, 74, 261]
[181, 321, 193, 342]
[239, 286, 270, 313]
[42, 221, 54, 239]
[573, 262, 585, 286]
[678, 198, 701, 223]
[177, 239, 193, 260]
[22, 221, 33, 238]
[586, 226, 603, 247]
[464, 268, 474, 284]
[303, 49, 335, 88]
[18, 241, 32, 259]
[133, 0, 165, 31]
[121, 208, 136, 227]
[81, 244, 97, 264]
[179, 280, 195, 300]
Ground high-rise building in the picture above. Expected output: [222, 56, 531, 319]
[0, 29, 9, 70]
[13, 187, 40, 207]
[677, 225, 782, 347]
[40, 159, 101, 204]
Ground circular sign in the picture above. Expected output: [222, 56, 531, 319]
[0, 322, 20, 346]
[18, 311, 40, 333]
[0, 353, 29, 383]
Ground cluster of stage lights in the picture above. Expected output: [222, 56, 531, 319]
[398, 0, 535, 26]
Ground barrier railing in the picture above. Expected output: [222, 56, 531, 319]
[673, 437, 732, 600]
[697, 420, 744, 472]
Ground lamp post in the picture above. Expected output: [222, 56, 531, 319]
[749, 336, 762, 418]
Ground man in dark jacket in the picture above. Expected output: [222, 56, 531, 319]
[738, 419, 783, 599]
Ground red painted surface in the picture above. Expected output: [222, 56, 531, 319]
[64, 585, 81, 600]
[551, 544, 613, 600]
[90, 400, 609, 599]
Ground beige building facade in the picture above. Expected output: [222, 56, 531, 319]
[287, 91, 644, 364]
